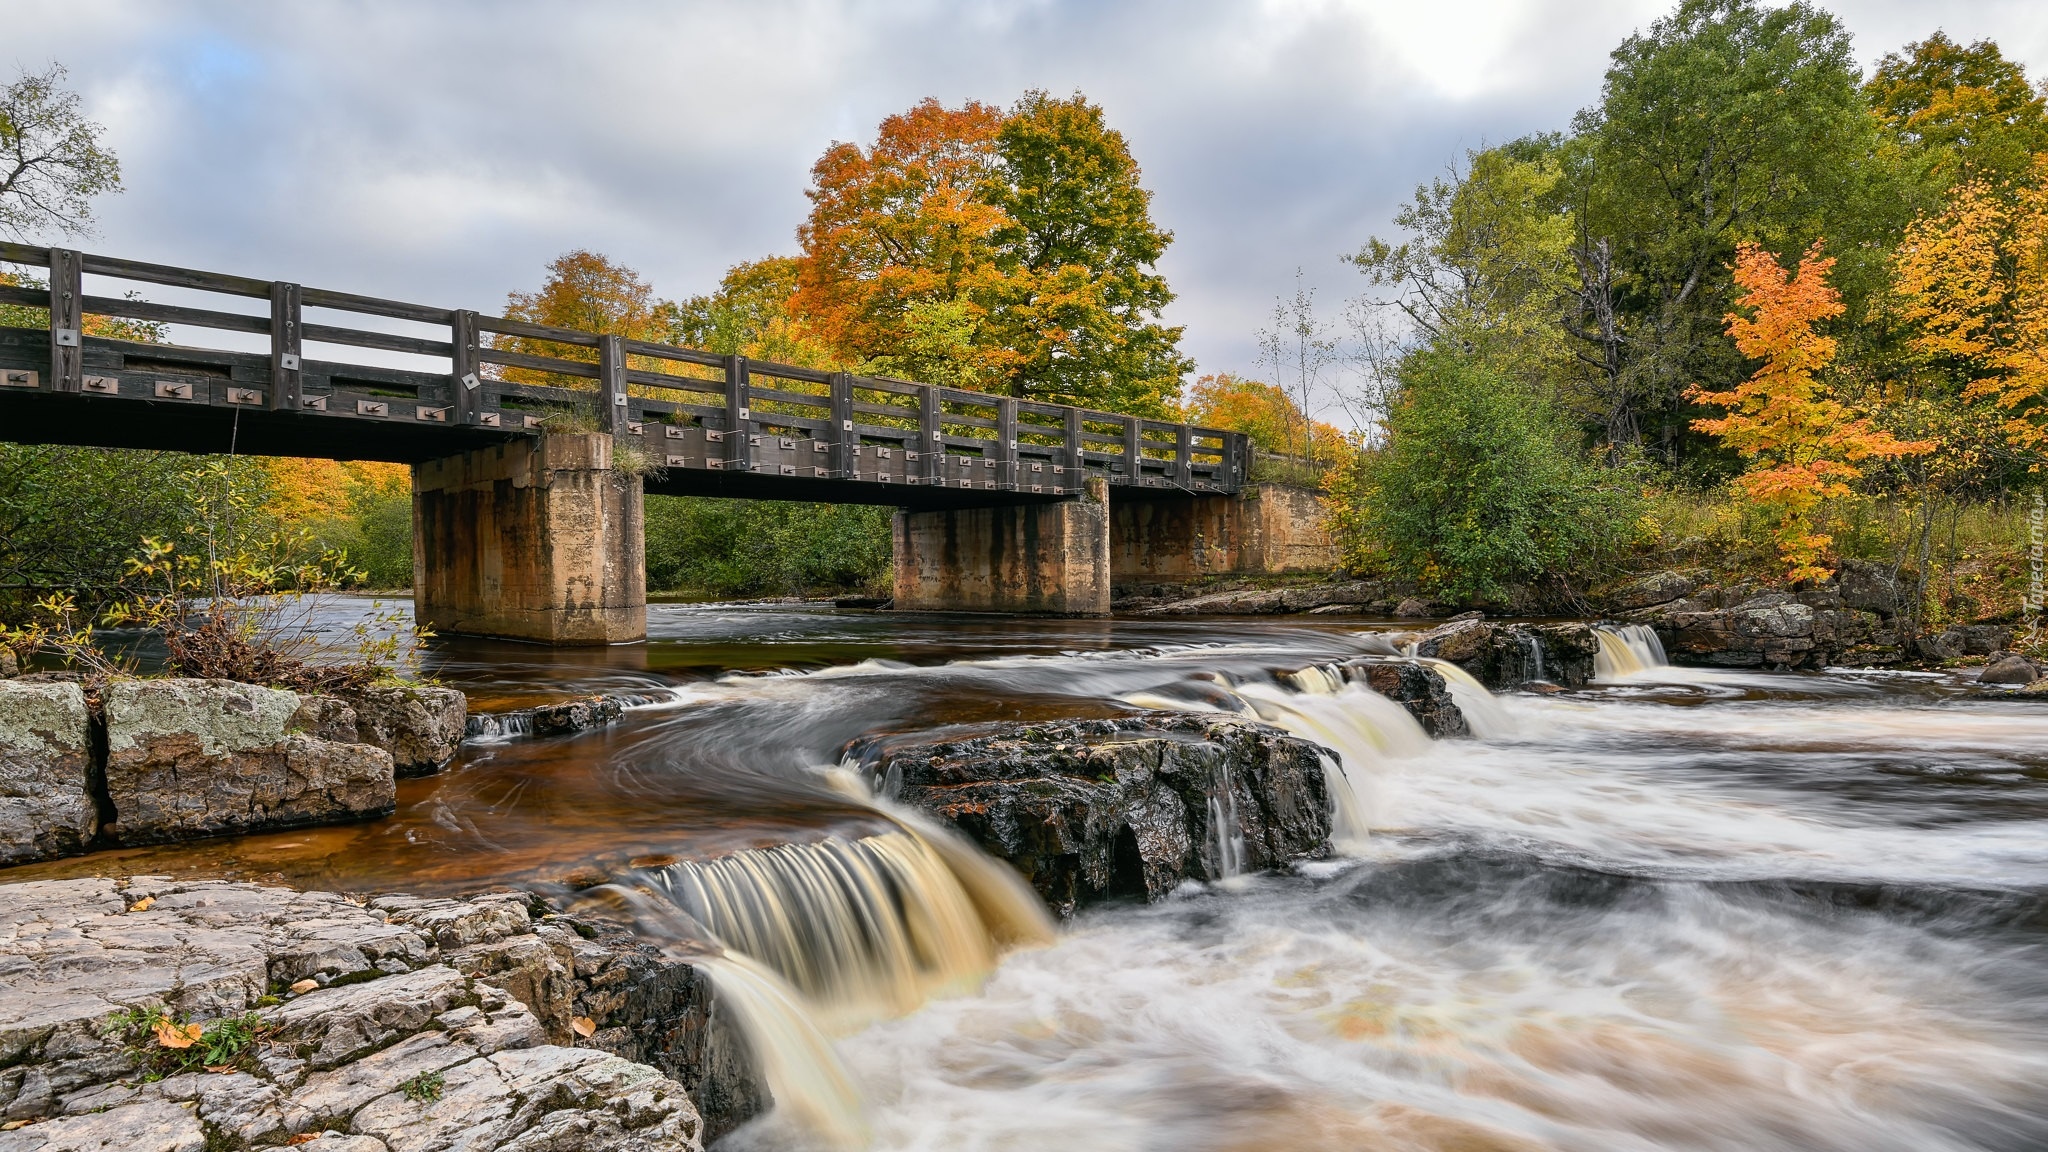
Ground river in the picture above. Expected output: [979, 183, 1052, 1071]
[34, 601, 2048, 1150]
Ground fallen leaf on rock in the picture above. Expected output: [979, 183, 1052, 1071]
[1, 1119, 29, 1131]
[571, 1016, 597, 1038]
[127, 897, 154, 912]
[290, 979, 319, 994]
[153, 1018, 203, 1049]
[206, 1064, 236, 1074]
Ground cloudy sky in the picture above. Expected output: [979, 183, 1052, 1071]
[8, 0, 2048, 391]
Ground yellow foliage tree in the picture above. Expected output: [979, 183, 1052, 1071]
[1689, 241, 1932, 581]
[1891, 159, 2048, 465]
[1183, 373, 1352, 466]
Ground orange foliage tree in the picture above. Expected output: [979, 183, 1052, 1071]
[1688, 241, 1932, 581]
[1891, 159, 2048, 467]
[1184, 373, 1351, 464]
[495, 250, 670, 388]
[792, 99, 1015, 390]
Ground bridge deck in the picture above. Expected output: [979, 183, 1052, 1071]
[0, 244, 1245, 510]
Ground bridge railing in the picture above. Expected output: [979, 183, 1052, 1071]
[0, 242, 1246, 495]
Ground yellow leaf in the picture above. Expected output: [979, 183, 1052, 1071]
[571, 1016, 597, 1039]
[127, 897, 154, 913]
[153, 1018, 202, 1049]
[289, 979, 319, 995]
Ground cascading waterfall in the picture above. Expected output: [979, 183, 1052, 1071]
[1127, 659, 1473, 852]
[1414, 657, 1516, 739]
[594, 784, 1054, 1147]
[1594, 623, 1670, 680]
[1207, 759, 1247, 881]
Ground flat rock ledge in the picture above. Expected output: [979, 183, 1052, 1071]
[0, 678, 466, 866]
[857, 714, 1332, 918]
[0, 876, 758, 1151]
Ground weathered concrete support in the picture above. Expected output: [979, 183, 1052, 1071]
[892, 477, 1111, 615]
[414, 433, 646, 644]
[1110, 482, 1335, 580]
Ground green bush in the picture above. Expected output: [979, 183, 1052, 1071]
[1328, 343, 1643, 603]
[644, 496, 892, 598]
[307, 482, 414, 590]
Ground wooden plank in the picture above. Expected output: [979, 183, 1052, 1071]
[724, 354, 751, 469]
[49, 248, 82, 392]
[747, 360, 834, 385]
[623, 366, 725, 396]
[300, 286, 452, 325]
[269, 281, 303, 410]
[599, 334, 628, 436]
[80, 253, 270, 298]
[0, 284, 44, 309]
[744, 383, 831, 410]
[79, 294, 270, 335]
[620, 338, 725, 369]
[1064, 406, 1084, 473]
[451, 309, 481, 425]
[475, 315, 602, 347]
[996, 397, 1018, 489]
[0, 241, 51, 266]
[919, 385, 941, 483]
[301, 322, 452, 359]
[831, 371, 855, 480]
[848, 373, 922, 397]
[476, 347, 602, 379]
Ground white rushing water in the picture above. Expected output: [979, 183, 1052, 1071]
[697, 647, 2048, 1151]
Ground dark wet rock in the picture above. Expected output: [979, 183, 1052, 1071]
[0, 652, 17, 678]
[1408, 619, 1599, 688]
[1131, 580, 1397, 617]
[1950, 624, 2012, 656]
[1836, 560, 1907, 617]
[467, 695, 624, 740]
[862, 715, 1331, 917]
[1980, 655, 2039, 685]
[1392, 597, 1445, 618]
[0, 877, 708, 1151]
[100, 680, 395, 846]
[0, 682, 96, 866]
[342, 686, 467, 778]
[1363, 663, 1468, 738]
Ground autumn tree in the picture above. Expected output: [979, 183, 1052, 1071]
[1889, 161, 2048, 472]
[1184, 373, 1349, 463]
[792, 92, 1188, 415]
[982, 91, 1189, 414]
[1866, 32, 2048, 192]
[493, 250, 670, 388]
[1688, 242, 1932, 581]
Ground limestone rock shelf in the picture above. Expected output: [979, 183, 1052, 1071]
[0, 876, 758, 1151]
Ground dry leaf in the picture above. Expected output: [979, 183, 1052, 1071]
[127, 897, 155, 913]
[571, 1016, 597, 1039]
[289, 979, 319, 995]
[205, 1064, 236, 1074]
[285, 1135, 320, 1147]
[152, 1018, 203, 1049]
[1, 1120, 29, 1131]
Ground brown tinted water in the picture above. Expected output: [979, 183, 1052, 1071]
[11, 601, 2048, 1151]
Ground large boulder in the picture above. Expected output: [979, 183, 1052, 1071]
[101, 680, 395, 845]
[1836, 560, 1906, 617]
[0, 682, 97, 866]
[342, 685, 467, 777]
[859, 715, 1331, 917]
[0, 877, 704, 1151]
[1408, 619, 1599, 688]
[1980, 655, 2039, 685]
[1363, 663, 1468, 737]
[1608, 571, 1696, 611]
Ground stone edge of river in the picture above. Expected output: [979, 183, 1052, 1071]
[0, 875, 763, 1152]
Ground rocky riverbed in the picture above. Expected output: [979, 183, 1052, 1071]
[0, 875, 769, 1151]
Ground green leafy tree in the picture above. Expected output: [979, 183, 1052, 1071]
[644, 497, 891, 597]
[983, 91, 1190, 415]
[1565, 0, 1898, 462]
[1865, 32, 2048, 193]
[1327, 343, 1642, 603]
[0, 63, 120, 240]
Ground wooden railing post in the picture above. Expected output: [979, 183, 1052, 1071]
[996, 397, 1018, 489]
[724, 354, 752, 470]
[47, 247, 82, 393]
[268, 281, 302, 410]
[831, 372, 855, 478]
[1175, 423, 1193, 487]
[451, 309, 482, 424]
[1228, 432, 1249, 489]
[919, 385, 941, 484]
[598, 334, 628, 437]
[1063, 407, 1084, 489]
[1122, 416, 1141, 485]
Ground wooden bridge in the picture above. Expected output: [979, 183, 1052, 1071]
[0, 243, 1323, 643]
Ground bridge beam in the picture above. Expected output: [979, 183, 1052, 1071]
[1108, 483, 1335, 582]
[891, 477, 1111, 616]
[413, 433, 646, 645]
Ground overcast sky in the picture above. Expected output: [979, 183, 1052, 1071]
[8, 0, 2048, 396]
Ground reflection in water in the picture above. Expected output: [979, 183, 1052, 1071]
[10, 600, 2047, 1150]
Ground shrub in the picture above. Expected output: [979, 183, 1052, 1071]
[1327, 343, 1643, 603]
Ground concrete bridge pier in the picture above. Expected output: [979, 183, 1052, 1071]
[892, 477, 1113, 616]
[413, 433, 647, 644]
[1109, 483, 1335, 581]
